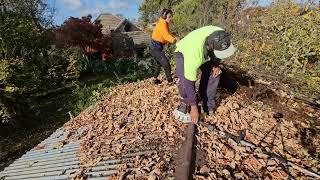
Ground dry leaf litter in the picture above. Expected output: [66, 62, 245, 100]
[64, 79, 185, 179]
[61, 77, 319, 179]
[195, 93, 320, 179]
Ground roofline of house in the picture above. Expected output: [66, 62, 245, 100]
[96, 13, 124, 22]
[95, 13, 144, 32]
[114, 18, 127, 31]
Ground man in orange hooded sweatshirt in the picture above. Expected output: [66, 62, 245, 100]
[150, 9, 178, 84]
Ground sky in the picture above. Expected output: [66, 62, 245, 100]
[47, 0, 273, 25]
[46, 0, 143, 25]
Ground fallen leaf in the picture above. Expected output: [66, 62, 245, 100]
[200, 165, 210, 174]
[222, 169, 230, 176]
[148, 174, 157, 180]
[114, 133, 124, 141]
[34, 144, 46, 150]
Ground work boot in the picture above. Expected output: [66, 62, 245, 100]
[203, 106, 217, 117]
[178, 102, 191, 113]
[197, 103, 216, 117]
[173, 102, 192, 123]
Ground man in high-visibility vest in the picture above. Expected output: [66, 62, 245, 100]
[173, 26, 237, 123]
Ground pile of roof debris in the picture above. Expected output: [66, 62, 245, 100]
[3, 77, 317, 179]
[195, 92, 320, 179]
[64, 77, 319, 179]
[64, 79, 185, 179]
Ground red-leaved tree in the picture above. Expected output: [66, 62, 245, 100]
[54, 15, 112, 59]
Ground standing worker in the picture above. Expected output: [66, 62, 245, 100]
[173, 26, 236, 123]
[151, 9, 179, 84]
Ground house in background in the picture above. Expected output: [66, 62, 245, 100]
[96, 13, 151, 58]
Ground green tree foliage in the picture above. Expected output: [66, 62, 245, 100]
[139, 0, 246, 68]
[0, 0, 53, 59]
[139, 0, 320, 95]
[139, 0, 245, 34]
[0, 1, 50, 124]
[0, 15, 51, 59]
[139, 0, 184, 26]
[0, 1, 87, 124]
[0, 0, 54, 27]
[236, 2, 320, 94]
[172, 0, 246, 35]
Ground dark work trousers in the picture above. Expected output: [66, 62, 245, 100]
[150, 48, 173, 82]
[199, 60, 220, 112]
[175, 52, 188, 102]
[175, 52, 220, 112]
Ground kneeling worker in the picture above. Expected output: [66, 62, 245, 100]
[173, 26, 236, 123]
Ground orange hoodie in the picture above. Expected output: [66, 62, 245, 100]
[151, 17, 176, 44]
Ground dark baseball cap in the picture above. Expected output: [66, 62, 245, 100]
[206, 30, 236, 59]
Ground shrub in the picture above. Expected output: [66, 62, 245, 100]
[234, 2, 320, 95]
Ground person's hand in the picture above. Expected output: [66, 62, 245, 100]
[190, 105, 199, 124]
[175, 36, 180, 43]
[212, 66, 222, 78]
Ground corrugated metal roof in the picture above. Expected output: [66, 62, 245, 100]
[0, 126, 161, 180]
